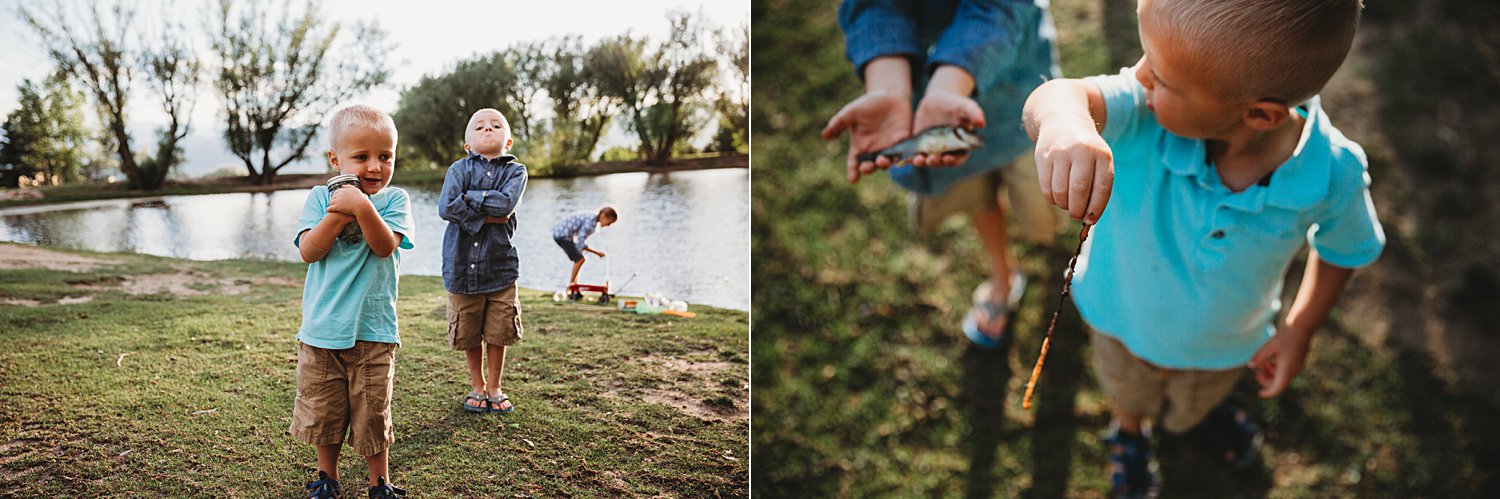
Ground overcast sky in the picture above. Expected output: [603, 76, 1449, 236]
[0, 0, 748, 177]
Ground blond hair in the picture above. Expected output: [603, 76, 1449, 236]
[1142, 0, 1362, 104]
[464, 108, 511, 143]
[327, 104, 397, 150]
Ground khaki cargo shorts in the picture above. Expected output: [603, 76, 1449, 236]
[1090, 328, 1244, 434]
[447, 284, 523, 350]
[289, 341, 396, 458]
[909, 152, 1065, 243]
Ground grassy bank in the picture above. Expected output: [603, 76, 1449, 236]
[0, 155, 749, 210]
[751, 0, 1500, 496]
[0, 244, 748, 496]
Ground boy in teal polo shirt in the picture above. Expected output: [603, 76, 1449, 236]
[1024, 0, 1382, 495]
[291, 104, 412, 499]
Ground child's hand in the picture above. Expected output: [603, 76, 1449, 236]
[911, 90, 985, 167]
[1247, 326, 1313, 398]
[327, 185, 370, 218]
[821, 90, 913, 183]
[1034, 120, 1114, 223]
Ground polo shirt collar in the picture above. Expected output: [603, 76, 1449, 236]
[1160, 97, 1331, 213]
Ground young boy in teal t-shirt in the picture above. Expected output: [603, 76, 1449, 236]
[291, 104, 413, 499]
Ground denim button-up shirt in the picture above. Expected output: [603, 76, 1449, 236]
[838, 0, 1058, 195]
[439, 153, 527, 295]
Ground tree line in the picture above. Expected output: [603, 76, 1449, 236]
[1, 0, 746, 190]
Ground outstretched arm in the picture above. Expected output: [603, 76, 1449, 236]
[1248, 253, 1356, 398]
[1023, 78, 1113, 223]
[822, 56, 914, 183]
[909, 65, 985, 168]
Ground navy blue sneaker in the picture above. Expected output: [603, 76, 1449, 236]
[368, 476, 407, 499]
[1107, 428, 1159, 499]
[305, 471, 340, 499]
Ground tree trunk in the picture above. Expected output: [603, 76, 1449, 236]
[108, 118, 143, 190]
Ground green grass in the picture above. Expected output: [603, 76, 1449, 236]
[0, 245, 748, 496]
[750, 0, 1500, 495]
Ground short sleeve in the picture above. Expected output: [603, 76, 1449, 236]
[1308, 152, 1385, 268]
[1086, 68, 1149, 145]
[294, 186, 330, 248]
[380, 188, 415, 251]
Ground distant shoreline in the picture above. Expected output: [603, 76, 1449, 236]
[0, 154, 747, 209]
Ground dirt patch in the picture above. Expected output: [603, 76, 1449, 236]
[603, 353, 748, 421]
[0, 296, 93, 308]
[0, 244, 121, 272]
[0, 298, 42, 307]
[70, 271, 298, 297]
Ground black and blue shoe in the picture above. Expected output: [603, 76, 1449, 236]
[1107, 428, 1159, 499]
[368, 476, 407, 499]
[305, 471, 340, 499]
[1192, 397, 1264, 468]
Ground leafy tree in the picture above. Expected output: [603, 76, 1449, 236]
[393, 54, 524, 169]
[591, 12, 720, 165]
[543, 36, 619, 166]
[0, 73, 90, 188]
[586, 33, 658, 162]
[713, 22, 749, 153]
[209, 0, 392, 185]
[22, 0, 200, 191]
[506, 40, 548, 140]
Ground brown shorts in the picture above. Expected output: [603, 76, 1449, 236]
[909, 153, 1064, 243]
[288, 341, 396, 457]
[1090, 328, 1244, 434]
[447, 285, 523, 350]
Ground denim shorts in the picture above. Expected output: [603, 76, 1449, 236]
[554, 237, 584, 262]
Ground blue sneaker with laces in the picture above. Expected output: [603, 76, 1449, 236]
[305, 471, 340, 499]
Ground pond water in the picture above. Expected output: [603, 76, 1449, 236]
[0, 169, 749, 311]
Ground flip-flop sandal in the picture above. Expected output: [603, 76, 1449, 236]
[962, 272, 1027, 349]
[461, 390, 488, 413]
[488, 393, 515, 414]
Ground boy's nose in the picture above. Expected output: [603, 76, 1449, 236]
[1133, 60, 1153, 90]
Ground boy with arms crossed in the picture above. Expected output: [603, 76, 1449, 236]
[439, 108, 528, 414]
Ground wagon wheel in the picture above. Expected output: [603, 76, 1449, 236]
[598, 293, 611, 305]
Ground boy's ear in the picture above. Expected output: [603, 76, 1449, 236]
[1243, 100, 1291, 131]
[505, 137, 514, 151]
[327, 150, 339, 169]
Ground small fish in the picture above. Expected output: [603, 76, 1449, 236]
[856, 126, 985, 166]
[326, 174, 365, 243]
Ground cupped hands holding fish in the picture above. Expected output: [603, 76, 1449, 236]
[822, 59, 987, 183]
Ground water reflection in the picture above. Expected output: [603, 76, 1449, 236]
[0, 169, 749, 310]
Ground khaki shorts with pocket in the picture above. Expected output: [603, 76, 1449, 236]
[447, 284, 523, 350]
[909, 153, 1065, 243]
[289, 341, 396, 458]
[1090, 328, 1244, 434]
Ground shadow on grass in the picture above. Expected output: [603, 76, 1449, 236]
[960, 341, 1012, 499]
